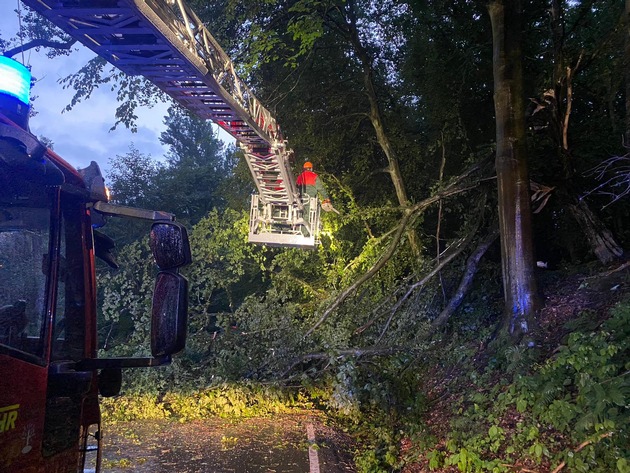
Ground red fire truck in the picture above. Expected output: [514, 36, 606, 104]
[0, 56, 191, 472]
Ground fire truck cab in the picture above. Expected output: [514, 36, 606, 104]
[0, 56, 191, 473]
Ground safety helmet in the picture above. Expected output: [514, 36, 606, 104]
[303, 161, 313, 170]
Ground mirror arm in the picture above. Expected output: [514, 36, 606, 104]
[76, 356, 172, 371]
[92, 201, 175, 222]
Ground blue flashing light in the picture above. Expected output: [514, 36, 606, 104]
[0, 57, 31, 105]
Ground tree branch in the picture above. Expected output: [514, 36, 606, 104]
[304, 209, 412, 338]
[373, 190, 489, 340]
[562, 52, 582, 152]
[431, 227, 499, 328]
[3, 38, 77, 58]
[370, 234, 476, 341]
[304, 175, 482, 338]
[550, 432, 613, 473]
[281, 346, 418, 378]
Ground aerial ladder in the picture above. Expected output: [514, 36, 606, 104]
[20, 0, 322, 249]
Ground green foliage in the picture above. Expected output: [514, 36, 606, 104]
[513, 304, 629, 438]
[104, 108, 245, 228]
[155, 107, 243, 224]
[59, 57, 165, 131]
[188, 208, 263, 310]
[23, 0, 627, 469]
[285, 0, 325, 65]
[6, 8, 74, 60]
[107, 144, 161, 209]
[319, 356, 430, 473]
[162, 384, 308, 421]
[101, 383, 314, 422]
[101, 395, 170, 421]
[101, 458, 133, 469]
[426, 300, 630, 472]
[99, 238, 156, 354]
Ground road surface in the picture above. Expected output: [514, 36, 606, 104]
[100, 413, 356, 472]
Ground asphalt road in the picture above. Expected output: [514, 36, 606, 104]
[100, 414, 356, 473]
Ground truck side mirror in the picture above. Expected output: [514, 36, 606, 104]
[149, 221, 190, 357]
[149, 221, 191, 270]
[151, 271, 188, 357]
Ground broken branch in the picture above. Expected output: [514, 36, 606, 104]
[431, 228, 499, 328]
[4, 39, 77, 58]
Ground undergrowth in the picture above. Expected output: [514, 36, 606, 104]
[412, 298, 630, 473]
[100, 299, 629, 473]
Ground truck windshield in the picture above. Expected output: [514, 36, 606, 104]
[0, 196, 51, 359]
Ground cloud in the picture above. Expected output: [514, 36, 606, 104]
[30, 75, 170, 172]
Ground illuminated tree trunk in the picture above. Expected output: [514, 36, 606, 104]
[489, 0, 540, 340]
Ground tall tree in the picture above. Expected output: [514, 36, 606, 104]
[104, 144, 162, 246]
[155, 106, 240, 224]
[488, 0, 540, 340]
[106, 144, 160, 208]
[209, 2, 404, 192]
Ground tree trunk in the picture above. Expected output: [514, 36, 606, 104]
[431, 228, 499, 329]
[342, 2, 420, 252]
[488, 0, 540, 340]
[345, 3, 409, 209]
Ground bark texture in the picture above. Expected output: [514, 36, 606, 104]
[431, 229, 499, 329]
[569, 199, 624, 263]
[489, 0, 540, 339]
[345, 5, 409, 208]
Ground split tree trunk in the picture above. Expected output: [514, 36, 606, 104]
[549, 0, 624, 264]
[569, 199, 624, 263]
[489, 0, 540, 340]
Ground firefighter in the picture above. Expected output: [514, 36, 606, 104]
[296, 161, 332, 217]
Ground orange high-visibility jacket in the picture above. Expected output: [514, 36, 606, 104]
[296, 170, 329, 201]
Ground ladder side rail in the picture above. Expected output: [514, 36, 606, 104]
[18, 0, 234, 135]
[241, 143, 303, 209]
[141, 0, 281, 145]
[132, 0, 270, 142]
[18, 0, 289, 169]
[241, 144, 289, 205]
[134, 0, 301, 208]
[165, 0, 301, 210]
[273, 144, 302, 209]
